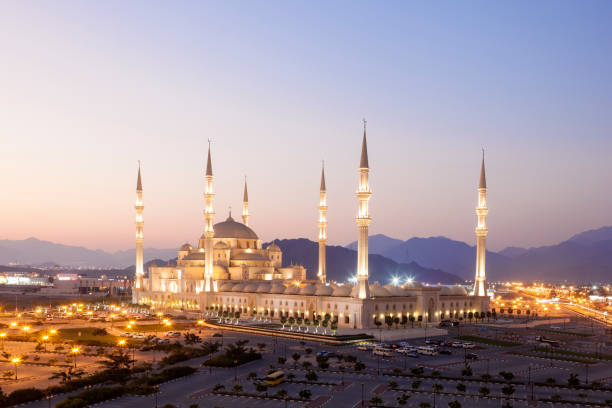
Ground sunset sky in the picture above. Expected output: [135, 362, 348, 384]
[1, 1, 611, 252]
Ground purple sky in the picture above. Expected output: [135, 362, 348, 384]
[1, 1, 611, 252]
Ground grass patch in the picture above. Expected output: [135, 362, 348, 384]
[57, 327, 129, 346]
[122, 322, 192, 333]
[535, 328, 593, 337]
[533, 347, 612, 361]
[509, 351, 598, 364]
[457, 335, 520, 347]
[203, 351, 261, 367]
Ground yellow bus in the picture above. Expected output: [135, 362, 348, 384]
[264, 370, 285, 386]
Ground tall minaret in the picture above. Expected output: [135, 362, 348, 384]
[472, 150, 488, 297]
[355, 120, 371, 299]
[317, 161, 327, 284]
[242, 176, 250, 226]
[134, 162, 144, 292]
[203, 142, 216, 292]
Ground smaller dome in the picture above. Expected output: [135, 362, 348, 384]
[440, 285, 468, 296]
[384, 285, 406, 296]
[231, 283, 246, 292]
[332, 286, 351, 297]
[315, 285, 333, 296]
[219, 282, 235, 292]
[299, 284, 316, 295]
[179, 243, 193, 251]
[267, 243, 281, 252]
[371, 283, 391, 297]
[214, 241, 230, 249]
[284, 285, 300, 295]
[269, 283, 286, 294]
[403, 281, 424, 289]
[243, 283, 258, 292]
[256, 283, 271, 293]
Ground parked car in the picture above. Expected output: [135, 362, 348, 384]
[396, 347, 416, 355]
[439, 349, 452, 355]
[373, 347, 394, 357]
[462, 342, 475, 349]
[166, 331, 181, 337]
[357, 344, 374, 351]
[451, 342, 464, 348]
[417, 346, 438, 356]
[212, 333, 223, 337]
[465, 353, 478, 360]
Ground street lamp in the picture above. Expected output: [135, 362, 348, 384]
[11, 357, 20, 380]
[71, 347, 80, 369]
[22, 326, 30, 340]
[42, 335, 49, 352]
[0, 333, 5, 350]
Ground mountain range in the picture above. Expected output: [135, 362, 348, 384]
[1, 225, 611, 283]
[346, 226, 612, 283]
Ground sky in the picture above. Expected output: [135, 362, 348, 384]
[1, 1, 611, 253]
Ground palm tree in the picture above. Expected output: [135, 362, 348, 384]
[331, 321, 338, 336]
[396, 393, 410, 406]
[321, 319, 329, 335]
[49, 366, 84, 384]
[478, 386, 490, 396]
[409, 316, 415, 328]
[288, 317, 295, 331]
[369, 396, 383, 406]
[280, 316, 287, 329]
[296, 317, 303, 331]
[292, 352, 301, 368]
[456, 383, 466, 393]
[299, 389, 312, 400]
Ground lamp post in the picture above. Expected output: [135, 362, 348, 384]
[11, 357, 20, 380]
[0, 333, 5, 350]
[42, 335, 49, 352]
[71, 347, 80, 369]
[361, 382, 364, 407]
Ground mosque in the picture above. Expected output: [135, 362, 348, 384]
[132, 124, 490, 329]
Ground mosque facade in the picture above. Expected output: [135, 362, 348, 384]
[132, 125, 490, 329]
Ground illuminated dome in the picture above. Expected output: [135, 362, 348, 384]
[315, 284, 333, 296]
[384, 285, 406, 296]
[299, 284, 316, 296]
[179, 243, 193, 251]
[219, 282, 235, 291]
[370, 283, 391, 297]
[284, 285, 300, 295]
[267, 243, 281, 252]
[440, 286, 468, 296]
[213, 215, 258, 239]
[269, 283, 286, 294]
[243, 283, 258, 292]
[256, 283, 271, 293]
[332, 286, 351, 297]
[231, 283, 246, 292]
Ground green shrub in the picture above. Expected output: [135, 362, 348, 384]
[7, 388, 46, 405]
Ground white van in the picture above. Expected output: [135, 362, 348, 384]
[417, 346, 438, 356]
[373, 347, 394, 357]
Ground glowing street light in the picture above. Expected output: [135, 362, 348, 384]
[0, 333, 5, 350]
[10, 322, 17, 328]
[11, 357, 20, 380]
[71, 347, 80, 368]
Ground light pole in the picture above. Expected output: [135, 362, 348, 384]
[42, 335, 49, 352]
[0, 333, 5, 350]
[71, 347, 79, 369]
[361, 382, 364, 407]
[11, 357, 20, 380]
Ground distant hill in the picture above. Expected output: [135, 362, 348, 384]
[268, 238, 464, 284]
[346, 234, 510, 281]
[348, 228, 612, 283]
[0, 238, 176, 268]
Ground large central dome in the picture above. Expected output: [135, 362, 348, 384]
[213, 215, 258, 239]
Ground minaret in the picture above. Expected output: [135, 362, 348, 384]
[472, 150, 488, 297]
[134, 162, 144, 292]
[317, 161, 327, 284]
[242, 176, 250, 226]
[203, 142, 216, 292]
[355, 120, 371, 299]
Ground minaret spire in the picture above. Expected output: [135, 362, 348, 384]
[133, 161, 145, 301]
[472, 150, 488, 297]
[242, 175, 250, 226]
[479, 148, 487, 189]
[354, 119, 371, 300]
[317, 160, 328, 284]
[203, 141, 216, 292]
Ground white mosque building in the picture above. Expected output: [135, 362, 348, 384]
[132, 124, 490, 329]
